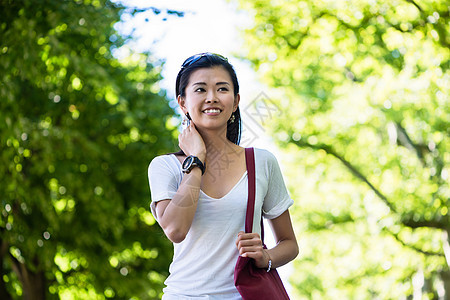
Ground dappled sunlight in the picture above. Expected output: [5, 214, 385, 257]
[240, 0, 449, 298]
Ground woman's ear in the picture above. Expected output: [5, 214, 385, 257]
[178, 95, 188, 114]
[233, 94, 240, 112]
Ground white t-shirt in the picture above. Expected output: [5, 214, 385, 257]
[148, 148, 293, 299]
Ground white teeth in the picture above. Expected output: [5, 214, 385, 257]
[204, 109, 221, 113]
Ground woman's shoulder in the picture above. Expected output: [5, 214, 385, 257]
[250, 147, 281, 172]
[252, 147, 277, 162]
[150, 153, 172, 162]
[148, 153, 180, 171]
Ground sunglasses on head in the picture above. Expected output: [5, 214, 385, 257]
[181, 52, 228, 69]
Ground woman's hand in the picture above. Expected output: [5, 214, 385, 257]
[178, 122, 206, 162]
[236, 231, 270, 269]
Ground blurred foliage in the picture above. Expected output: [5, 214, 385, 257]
[238, 0, 449, 298]
[0, 0, 177, 299]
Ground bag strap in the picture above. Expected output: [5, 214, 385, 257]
[244, 148, 256, 234]
[244, 148, 265, 242]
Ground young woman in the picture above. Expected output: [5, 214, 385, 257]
[148, 53, 298, 299]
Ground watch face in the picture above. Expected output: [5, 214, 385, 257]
[182, 156, 194, 170]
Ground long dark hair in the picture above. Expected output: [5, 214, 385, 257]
[173, 53, 242, 155]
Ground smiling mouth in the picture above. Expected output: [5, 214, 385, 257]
[203, 109, 222, 114]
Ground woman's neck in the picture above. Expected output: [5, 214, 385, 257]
[197, 127, 239, 162]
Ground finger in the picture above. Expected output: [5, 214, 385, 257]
[237, 240, 263, 254]
[237, 232, 260, 241]
[236, 240, 261, 251]
[235, 232, 248, 244]
[239, 246, 265, 258]
[236, 231, 245, 247]
[241, 251, 263, 259]
[237, 238, 262, 248]
[238, 240, 263, 249]
[236, 234, 261, 246]
[239, 244, 263, 253]
[243, 249, 269, 268]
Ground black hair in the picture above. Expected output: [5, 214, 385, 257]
[175, 53, 242, 147]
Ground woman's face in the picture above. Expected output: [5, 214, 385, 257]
[178, 66, 239, 131]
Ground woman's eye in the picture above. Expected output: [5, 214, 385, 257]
[195, 88, 206, 92]
[218, 87, 229, 91]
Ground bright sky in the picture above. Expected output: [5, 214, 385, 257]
[114, 0, 257, 98]
[114, 0, 294, 292]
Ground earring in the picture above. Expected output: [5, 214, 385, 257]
[228, 113, 235, 124]
[182, 113, 191, 126]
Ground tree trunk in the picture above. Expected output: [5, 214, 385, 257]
[444, 230, 450, 268]
[21, 269, 46, 300]
[442, 230, 450, 300]
[442, 270, 450, 300]
[0, 239, 13, 300]
[9, 253, 46, 300]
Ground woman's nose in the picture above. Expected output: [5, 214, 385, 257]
[205, 90, 218, 103]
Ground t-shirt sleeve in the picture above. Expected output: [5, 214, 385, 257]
[261, 151, 294, 219]
[147, 155, 180, 220]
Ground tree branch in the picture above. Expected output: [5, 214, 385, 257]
[291, 138, 397, 213]
[405, 0, 423, 12]
[290, 137, 447, 230]
[383, 228, 444, 257]
[401, 217, 448, 230]
[393, 121, 447, 185]
[394, 122, 426, 165]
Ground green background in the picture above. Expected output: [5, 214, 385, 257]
[1, 0, 449, 299]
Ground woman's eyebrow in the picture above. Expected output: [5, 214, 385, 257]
[192, 82, 230, 86]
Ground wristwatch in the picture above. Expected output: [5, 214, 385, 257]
[182, 155, 205, 175]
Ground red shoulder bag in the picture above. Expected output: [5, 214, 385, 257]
[234, 147, 290, 300]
